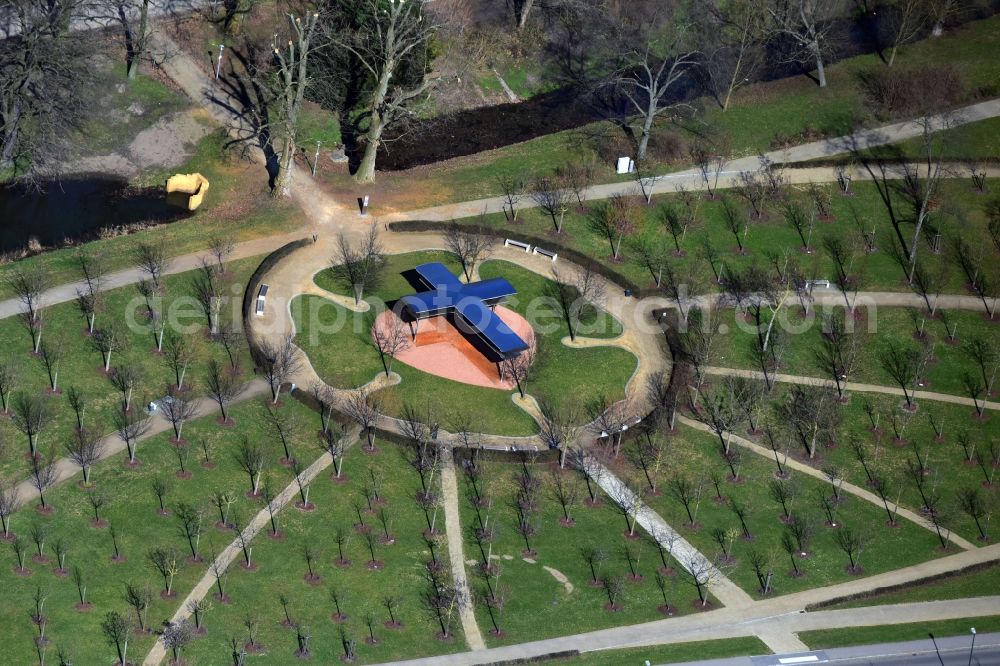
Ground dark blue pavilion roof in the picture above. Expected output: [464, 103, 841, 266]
[398, 262, 529, 358]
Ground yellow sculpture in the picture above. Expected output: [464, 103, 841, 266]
[165, 173, 210, 211]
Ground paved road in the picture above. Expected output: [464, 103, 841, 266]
[663, 632, 998, 666]
[367, 595, 1000, 666]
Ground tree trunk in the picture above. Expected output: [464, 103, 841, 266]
[517, 0, 535, 30]
[813, 45, 826, 88]
[0, 99, 22, 168]
[637, 105, 655, 162]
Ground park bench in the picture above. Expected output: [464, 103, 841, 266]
[255, 283, 269, 316]
[805, 279, 831, 289]
[532, 246, 558, 261]
[504, 238, 531, 252]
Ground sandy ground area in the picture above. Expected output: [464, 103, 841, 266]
[372, 306, 534, 389]
[66, 108, 214, 177]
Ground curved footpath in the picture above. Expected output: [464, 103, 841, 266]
[252, 229, 669, 427]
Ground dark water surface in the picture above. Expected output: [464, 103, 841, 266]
[0, 176, 191, 254]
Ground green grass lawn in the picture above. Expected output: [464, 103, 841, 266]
[0, 254, 262, 481]
[799, 616, 1000, 650]
[456, 458, 710, 648]
[178, 438, 469, 665]
[709, 305, 998, 398]
[442, 177, 997, 295]
[313, 250, 465, 305]
[819, 561, 1000, 610]
[616, 424, 946, 599]
[301, 254, 636, 434]
[0, 396, 315, 665]
[787, 393, 1000, 545]
[557, 637, 771, 665]
[0, 132, 304, 296]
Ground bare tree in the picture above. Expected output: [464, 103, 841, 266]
[531, 176, 572, 233]
[0, 357, 18, 414]
[92, 325, 128, 373]
[124, 581, 152, 633]
[205, 359, 242, 425]
[164, 619, 194, 664]
[163, 330, 196, 391]
[234, 437, 268, 497]
[6, 262, 49, 336]
[833, 526, 870, 573]
[958, 488, 990, 541]
[29, 455, 58, 510]
[557, 158, 597, 205]
[310, 382, 338, 435]
[113, 403, 152, 466]
[537, 400, 580, 468]
[12, 392, 53, 458]
[548, 266, 605, 342]
[266, 10, 325, 197]
[133, 241, 170, 289]
[64, 427, 104, 486]
[191, 259, 224, 335]
[775, 385, 839, 459]
[879, 340, 922, 410]
[174, 502, 205, 561]
[496, 174, 524, 221]
[763, 0, 843, 88]
[334, 0, 439, 183]
[370, 311, 410, 377]
[101, 610, 132, 666]
[109, 363, 142, 413]
[697, 1, 765, 110]
[606, 23, 699, 161]
[161, 390, 197, 443]
[1, 0, 94, 179]
[681, 553, 719, 607]
[444, 225, 496, 282]
[882, 0, 929, 66]
[0, 481, 22, 538]
[331, 225, 384, 305]
[814, 312, 862, 401]
[590, 194, 639, 261]
[256, 333, 301, 404]
[343, 388, 382, 451]
[500, 334, 536, 398]
[209, 236, 236, 271]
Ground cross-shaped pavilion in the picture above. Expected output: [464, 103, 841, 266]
[397, 262, 529, 361]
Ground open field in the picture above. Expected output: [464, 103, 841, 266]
[0, 396, 317, 665]
[0, 254, 262, 480]
[177, 436, 469, 665]
[455, 456, 710, 647]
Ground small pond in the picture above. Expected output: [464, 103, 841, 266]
[0, 176, 192, 255]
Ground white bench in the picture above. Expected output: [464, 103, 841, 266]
[504, 238, 531, 252]
[255, 283, 269, 316]
[805, 279, 831, 289]
[532, 246, 558, 261]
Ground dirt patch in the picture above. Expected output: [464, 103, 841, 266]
[543, 565, 574, 594]
[66, 110, 215, 178]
